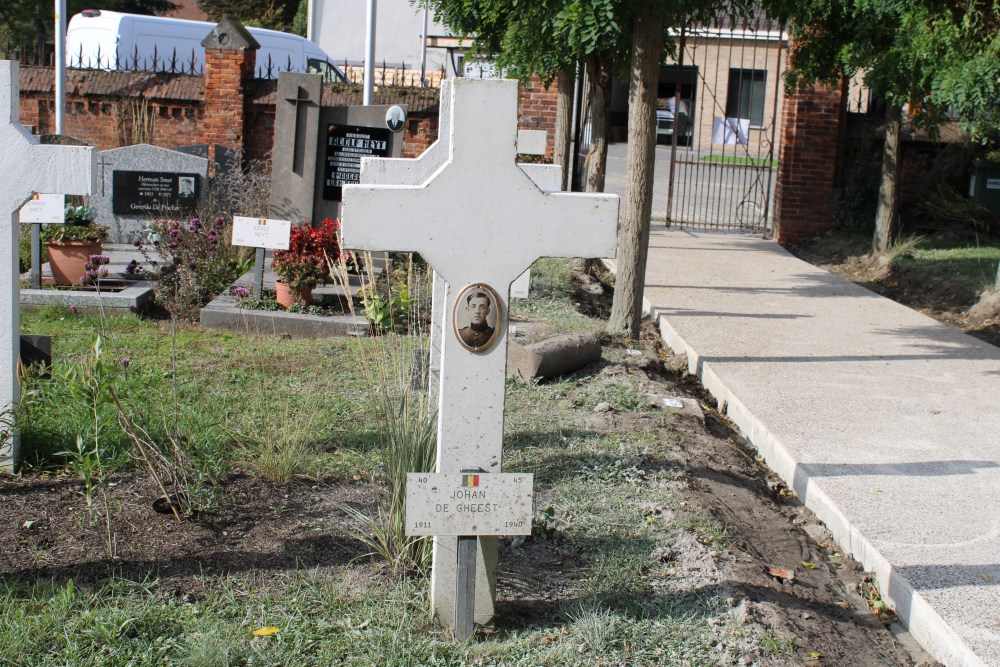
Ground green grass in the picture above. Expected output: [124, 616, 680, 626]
[3, 258, 760, 665]
[891, 236, 1000, 292]
[698, 155, 776, 169]
[18, 307, 378, 476]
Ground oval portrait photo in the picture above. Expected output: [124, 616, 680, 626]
[453, 283, 502, 353]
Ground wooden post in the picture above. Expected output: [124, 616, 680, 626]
[30, 223, 41, 289]
[252, 247, 265, 297]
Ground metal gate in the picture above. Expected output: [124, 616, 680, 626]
[662, 13, 786, 235]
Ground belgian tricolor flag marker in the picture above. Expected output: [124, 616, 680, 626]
[462, 474, 480, 488]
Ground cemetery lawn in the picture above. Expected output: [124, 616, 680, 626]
[1, 262, 929, 666]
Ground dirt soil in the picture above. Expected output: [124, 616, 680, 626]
[0, 270, 939, 666]
[789, 234, 1000, 349]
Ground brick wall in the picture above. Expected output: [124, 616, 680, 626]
[517, 74, 558, 160]
[18, 68, 205, 151]
[17, 40, 555, 171]
[202, 47, 256, 168]
[774, 76, 848, 244]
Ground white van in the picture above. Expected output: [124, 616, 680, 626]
[66, 10, 346, 82]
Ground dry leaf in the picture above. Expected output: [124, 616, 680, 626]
[252, 626, 280, 637]
[768, 566, 795, 581]
[801, 561, 816, 569]
[835, 601, 850, 609]
[810, 651, 823, 661]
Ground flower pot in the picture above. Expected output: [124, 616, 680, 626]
[275, 280, 312, 308]
[46, 241, 104, 286]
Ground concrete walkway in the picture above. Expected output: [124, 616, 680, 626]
[639, 229, 1000, 667]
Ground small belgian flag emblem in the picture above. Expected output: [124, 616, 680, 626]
[462, 474, 480, 488]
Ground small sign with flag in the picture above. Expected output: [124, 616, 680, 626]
[232, 216, 292, 250]
[19, 193, 65, 224]
[405, 472, 534, 536]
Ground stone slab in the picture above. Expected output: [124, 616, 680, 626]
[94, 144, 209, 244]
[19, 244, 155, 313]
[198, 263, 377, 338]
[507, 333, 602, 382]
[631, 229, 1000, 667]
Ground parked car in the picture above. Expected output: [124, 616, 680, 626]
[656, 99, 692, 143]
[66, 9, 347, 82]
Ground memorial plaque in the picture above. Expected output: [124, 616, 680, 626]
[406, 473, 534, 536]
[232, 216, 291, 250]
[322, 124, 392, 202]
[112, 171, 200, 215]
[19, 193, 65, 223]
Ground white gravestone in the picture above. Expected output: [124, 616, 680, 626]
[0, 60, 95, 470]
[359, 80, 560, 403]
[343, 78, 619, 627]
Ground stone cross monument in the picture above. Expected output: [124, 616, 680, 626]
[342, 78, 619, 626]
[0, 60, 95, 470]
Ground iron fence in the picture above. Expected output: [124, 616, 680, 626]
[1, 37, 442, 86]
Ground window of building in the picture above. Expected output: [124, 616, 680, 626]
[726, 69, 767, 127]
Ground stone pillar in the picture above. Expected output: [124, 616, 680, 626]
[774, 69, 847, 245]
[201, 17, 259, 172]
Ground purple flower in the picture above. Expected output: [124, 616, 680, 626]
[208, 231, 218, 244]
[125, 259, 140, 275]
[188, 218, 201, 232]
[214, 215, 225, 229]
[234, 286, 250, 301]
[167, 241, 178, 250]
[132, 239, 142, 248]
[120, 358, 131, 368]
[68, 305, 77, 315]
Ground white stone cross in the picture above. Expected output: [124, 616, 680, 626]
[1, 60, 95, 470]
[343, 77, 619, 627]
[359, 80, 562, 405]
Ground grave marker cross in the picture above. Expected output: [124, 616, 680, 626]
[342, 78, 619, 626]
[1, 60, 95, 470]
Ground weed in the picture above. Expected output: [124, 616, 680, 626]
[920, 182, 996, 236]
[567, 603, 619, 653]
[759, 630, 796, 656]
[885, 234, 926, 260]
[55, 336, 117, 556]
[330, 254, 437, 572]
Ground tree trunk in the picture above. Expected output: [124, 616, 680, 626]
[607, 4, 664, 337]
[584, 52, 612, 193]
[554, 67, 574, 192]
[873, 104, 902, 253]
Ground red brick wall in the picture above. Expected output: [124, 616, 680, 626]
[774, 75, 848, 244]
[18, 68, 206, 151]
[401, 115, 439, 159]
[19, 67, 553, 169]
[202, 48, 256, 168]
[517, 74, 558, 160]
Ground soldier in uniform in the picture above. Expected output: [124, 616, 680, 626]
[458, 290, 495, 349]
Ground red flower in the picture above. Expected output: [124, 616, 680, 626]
[272, 218, 342, 291]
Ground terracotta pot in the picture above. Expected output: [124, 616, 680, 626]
[275, 280, 312, 308]
[46, 241, 104, 286]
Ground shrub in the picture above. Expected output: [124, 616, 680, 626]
[141, 215, 249, 321]
[272, 218, 341, 292]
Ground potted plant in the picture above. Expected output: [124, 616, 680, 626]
[41, 205, 110, 285]
[271, 218, 341, 308]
